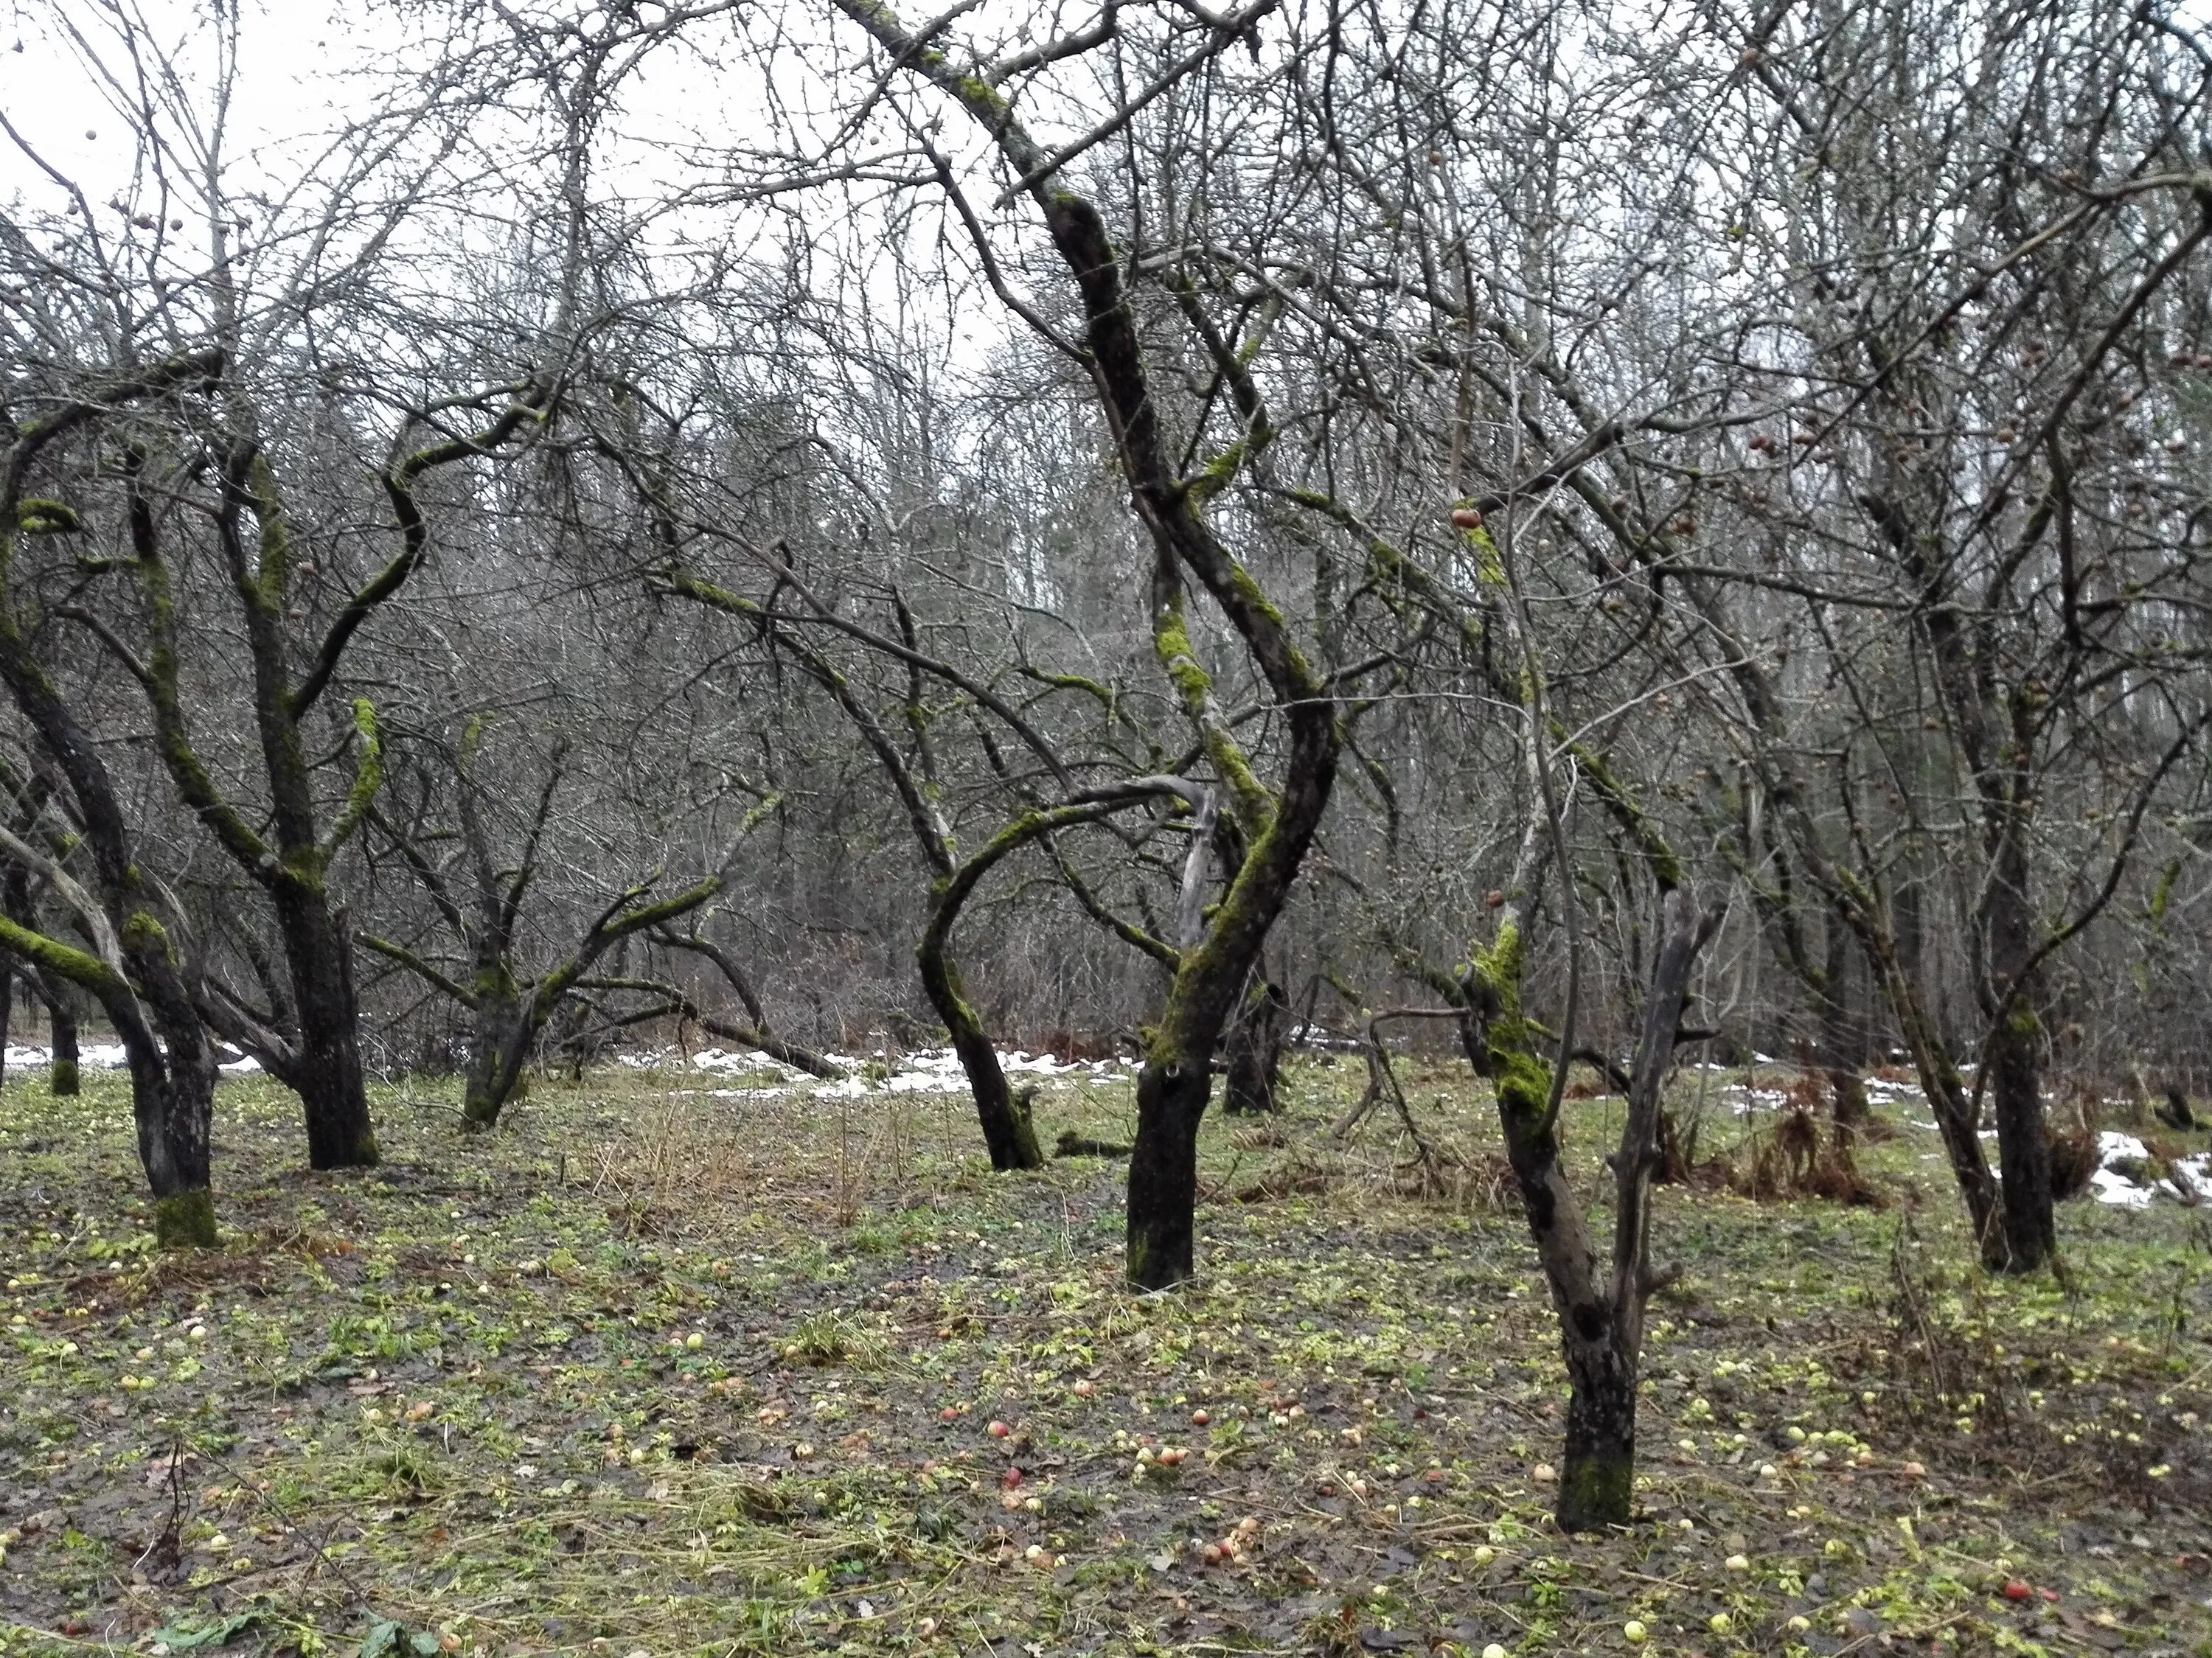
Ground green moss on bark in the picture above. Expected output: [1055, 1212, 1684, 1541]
[155, 1188, 216, 1249]
[1557, 1449, 1634, 1531]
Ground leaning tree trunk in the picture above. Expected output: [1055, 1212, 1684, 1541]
[274, 889, 378, 1167]
[917, 927, 1040, 1171]
[1863, 927, 2007, 1269]
[1127, 754, 1335, 1290]
[1461, 922, 1633, 1528]
[803, 6, 1343, 1281]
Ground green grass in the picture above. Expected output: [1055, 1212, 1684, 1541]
[0, 1056, 2206, 1657]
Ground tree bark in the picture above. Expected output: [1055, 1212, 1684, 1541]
[464, 982, 529, 1130]
[276, 893, 380, 1167]
[128, 1015, 219, 1249]
[1818, 926, 1868, 1138]
[917, 936, 1040, 1171]
[1127, 1059, 1210, 1290]
[1559, 1339, 1638, 1533]
[818, 0, 1345, 1286]
[1222, 973, 1289, 1115]
[1457, 879, 1718, 1531]
[46, 980, 79, 1096]
[1983, 821, 2053, 1272]
[0, 358, 224, 1240]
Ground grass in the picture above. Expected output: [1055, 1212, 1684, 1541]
[0, 1053, 2207, 1658]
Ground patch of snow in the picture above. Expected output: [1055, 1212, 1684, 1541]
[690, 1047, 801, 1078]
[2089, 1131, 2200, 1210]
[20, 1042, 105, 1068]
[2091, 1167, 2155, 1210]
[2166, 1154, 2211, 1203]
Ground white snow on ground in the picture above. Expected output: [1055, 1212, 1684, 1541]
[2172, 1154, 2212, 1203]
[6, 1042, 264, 1075]
[2090, 1130, 2212, 1209]
[5, 1042, 131, 1071]
[645, 1044, 1140, 1103]
[810, 1048, 1133, 1098]
[2093, 1132, 2157, 1209]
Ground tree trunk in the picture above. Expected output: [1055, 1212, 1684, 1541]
[274, 891, 378, 1167]
[0, 628, 222, 1241]
[464, 986, 530, 1130]
[1819, 928, 1868, 1138]
[917, 929, 1040, 1171]
[1980, 812, 2053, 1272]
[1558, 1338, 1638, 1533]
[1986, 996, 2053, 1271]
[47, 980, 79, 1096]
[1222, 974, 1288, 1114]
[1127, 1059, 1210, 1289]
[133, 1039, 218, 1248]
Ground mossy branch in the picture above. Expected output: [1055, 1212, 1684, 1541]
[358, 933, 478, 1009]
[0, 911, 128, 1001]
[320, 699, 386, 859]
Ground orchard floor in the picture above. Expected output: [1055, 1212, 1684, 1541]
[1, 1055, 2208, 1658]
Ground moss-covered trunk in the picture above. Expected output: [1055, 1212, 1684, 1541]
[464, 986, 531, 1131]
[1455, 882, 1718, 1532]
[917, 928, 1040, 1171]
[813, 2, 1343, 1273]
[131, 1037, 218, 1248]
[1559, 1339, 1638, 1532]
